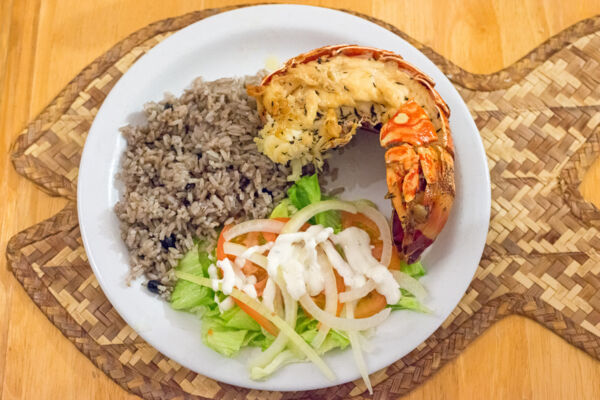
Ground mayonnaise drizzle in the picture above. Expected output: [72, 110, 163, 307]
[266, 225, 333, 299]
[212, 258, 259, 301]
[265, 225, 399, 304]
[331, 227, 400, 304]
[215, 223, 399, 307]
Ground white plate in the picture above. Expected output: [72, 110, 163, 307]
[78, 4, 490, 392]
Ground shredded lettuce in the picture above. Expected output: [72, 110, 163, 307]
[269, 198, 297, 218]
[200, 308, 275, 357]
[400, 260, 426, 278]
[288, 174, 321, 209]
[202, 322, 249, 357]
[388, 289, 432, 314]
[389, 262, 430, 313]
[170, 246, 214, 311]
[295, 308, 350, 355]
[275, 174, 342, 233]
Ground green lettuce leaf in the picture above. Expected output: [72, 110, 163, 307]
[199, 305, 275, 356]
[269, 198, 297, 218]
[287, 174, 321, 209]
[295, 308, 350, 354]
[281, 174, 342, 232]
[221, 307, 261, 331]
[170, 246, 215, 311]
[388, 291, 432, 314]
[201, 320, 248, 357]
[400, 261, 426, 278]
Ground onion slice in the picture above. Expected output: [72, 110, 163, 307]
[223, 242, 268, 269]
[311, 250, 338, 349]
[224, 219, 285, 241]
[346, 302, 373, 394]
[355, 201, 392, 267]
[282, 200, 357, 233]
[249, 278, 297, 369]
[339, 280, 376, 303]
[299, 294, 390, 331]
[391, 270, 427, 301]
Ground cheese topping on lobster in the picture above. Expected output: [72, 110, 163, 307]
[248, 54, 444, 166]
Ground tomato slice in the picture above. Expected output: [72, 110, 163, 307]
[334, 269, 345, 316]
[354, 290, 388, 318]
[340, 211, 401, 317]
[387, 246, 402, 271]
[371, 242, 402, 270]
[216, 216, 334, 334]
[341, 211, 381, 242]
[216, 220, 286, 335]
[232, 298, 279, 336]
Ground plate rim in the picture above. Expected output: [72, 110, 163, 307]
[77, 3, 491, 392]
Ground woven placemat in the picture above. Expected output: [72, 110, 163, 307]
[6, 6, 600, 399]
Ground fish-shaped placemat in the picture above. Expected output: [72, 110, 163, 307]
[7, 6, 600, 399]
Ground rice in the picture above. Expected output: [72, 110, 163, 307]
[114, 75, 291, 294]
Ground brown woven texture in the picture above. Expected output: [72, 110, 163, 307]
[6, 6, 600, 399]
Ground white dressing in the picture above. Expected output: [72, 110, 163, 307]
[266, 224, 399, 305]
[266, 225, 333, 299]
[216, 258, 236, 295]
[214, 258, 258, 299]
[332, 227, 400, 304]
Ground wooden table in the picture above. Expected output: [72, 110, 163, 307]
[2, 1, 600, 399]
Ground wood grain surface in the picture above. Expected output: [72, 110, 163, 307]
[2, 1, 600, 399]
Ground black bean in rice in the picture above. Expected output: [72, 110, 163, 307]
[114, 75, 291, 295]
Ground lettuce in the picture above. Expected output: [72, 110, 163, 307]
[200, 307, 275, 357]
[269, 198, 297, 218]
[296, 308, 349, 354]
[277, 174, 342, 233]
[202, 322, 248, 357]
[400, 261, 426, 278]
[170, 245, 214, 311]
[170, 246, 274, 356]
[388, 289, 432, 314]
[288, 174, 321, 209]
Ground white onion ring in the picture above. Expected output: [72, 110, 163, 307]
[338, 281, 376, 303]
[249, 278, 297, 369]
[299, 294, 390, 331]
[355, 201, 392, 267]
[392, 270, 427, 300]
[223, 242, 268, 269]
[224, 219, 285, 241]
[282, 200, 357, 233]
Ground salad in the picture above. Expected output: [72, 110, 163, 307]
[170, 174, 430, 392]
